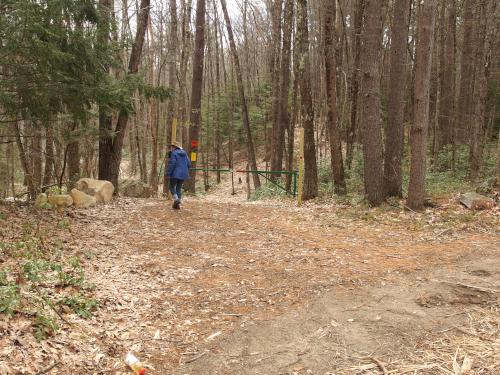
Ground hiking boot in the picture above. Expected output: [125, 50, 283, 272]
[172, 200, 180, 210]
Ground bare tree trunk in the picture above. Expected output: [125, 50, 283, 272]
[185, 0, 207, 192]
[108, 0, 150, 190]
[346, 0, 365, 169]
[98, 0, 114, 182]
[436, 0, 455, 156]
[213, 1, 222, 183]
[269, 0, 283, 177]
[140, 102, 149, 183]
[67, 123, 80, 189]
[296, 0, 317, 200]
[384, 0, 410, 197]
[407, 0, 438, 210]
[496, 128, 500, 184]
[470, 0, 496, 181]
[278, 0, 294, 177]
[324, 0, 346, 195]
[134, 118, 145, 182]
[166, 0, 178, 146]
[220, 0, 260, 189]
[148, 18, 161, 194]
[360, 0, 384, 206]
[178, 0, 193, 151]
[13, 121, 35, 199]
[31, 125, 42, 191]
[286, 32, 299, 193]
[98, 0, 150, 190]
[42, 126, 54, 189]
[456, 0, 475, 144]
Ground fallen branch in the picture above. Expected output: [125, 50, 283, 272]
[433, 280, 499, 294]
[403, 205, 418, 214]
[343, 302, 367, 311]
[451, 326, 494, 342]
[35, 361, 59, 375]
[366, 357, 388, 375]
[216, 313, 242, 317]
[184, 350, 208, 364]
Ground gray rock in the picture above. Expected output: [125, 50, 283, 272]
[459, 192, 494, 210]
[476, 177, 497, 195]
[120, 179, 154, 198]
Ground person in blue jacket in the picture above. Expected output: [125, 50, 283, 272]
[166, 141, 191, 209]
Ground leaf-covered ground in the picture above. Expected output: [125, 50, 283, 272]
[0, 189, 498, 374]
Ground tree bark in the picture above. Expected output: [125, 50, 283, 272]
[185, 0, 207, 192]
[178, 0, 193, 150]
[31, 124, 42, 191]
[269, 0, 284, 177]
[346, 0, 365, 169]
[13, 121, 35, 199]
[166, 0, 178, 146]
[456, 0, 475, 144]
[213, 2, 222, 183]
[470, 0, 496, 181]
[436, 0, 455, 154]
[384, 0, 410, 197]
[297, 0, 318, 200]
[98, 0, 114, 182]
[220, 0, 260, 189]
[324, 0, 346, 195]
[407, 0, 438, 210]
[359, 0, 384, 206]
[42, 126, 54, 189]
[97, 0, 149, 189]
[496, 128, 500, 184]
[106, 0, 150, 190]
[67, 123, 80, 189]
[273, 0, 293, 178]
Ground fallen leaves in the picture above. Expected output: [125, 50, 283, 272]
[0, 194, 497, 374]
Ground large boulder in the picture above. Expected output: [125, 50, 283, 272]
[120, 179, 154, 198]
[459, 192, 494, 210]
[70, 188, 97, 208]
[48, 194, 73, 211]
[75, 178, 114, 204]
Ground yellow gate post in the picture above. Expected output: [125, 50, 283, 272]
[297, 127, 304, 206]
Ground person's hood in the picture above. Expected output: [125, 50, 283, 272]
[174, 148, 188, 157]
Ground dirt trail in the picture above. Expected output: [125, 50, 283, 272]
[2, 195, 498, 374]
[65, 195, 498, 374]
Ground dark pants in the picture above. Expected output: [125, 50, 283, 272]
[169, 178, 184, 201]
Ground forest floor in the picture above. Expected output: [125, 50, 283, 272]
[1, 177, 499, 375]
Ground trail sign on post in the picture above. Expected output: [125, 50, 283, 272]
[297, 127, 304, 206]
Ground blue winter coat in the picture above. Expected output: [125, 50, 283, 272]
[166, 148, 191, 180]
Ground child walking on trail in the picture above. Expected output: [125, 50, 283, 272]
[166, 141, 191, 209]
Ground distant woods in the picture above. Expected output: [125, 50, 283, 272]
[0, 0, 498, 209]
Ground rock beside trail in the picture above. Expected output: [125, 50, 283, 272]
[476, 177, 497, 195]
[459, 192, 494, 210]
[35, 193, 49, 208]
[70, 189, 97, 208]
[120, 179, 154, 198]
[75, 178, 114, 203]
[48, 194, 73, 211]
